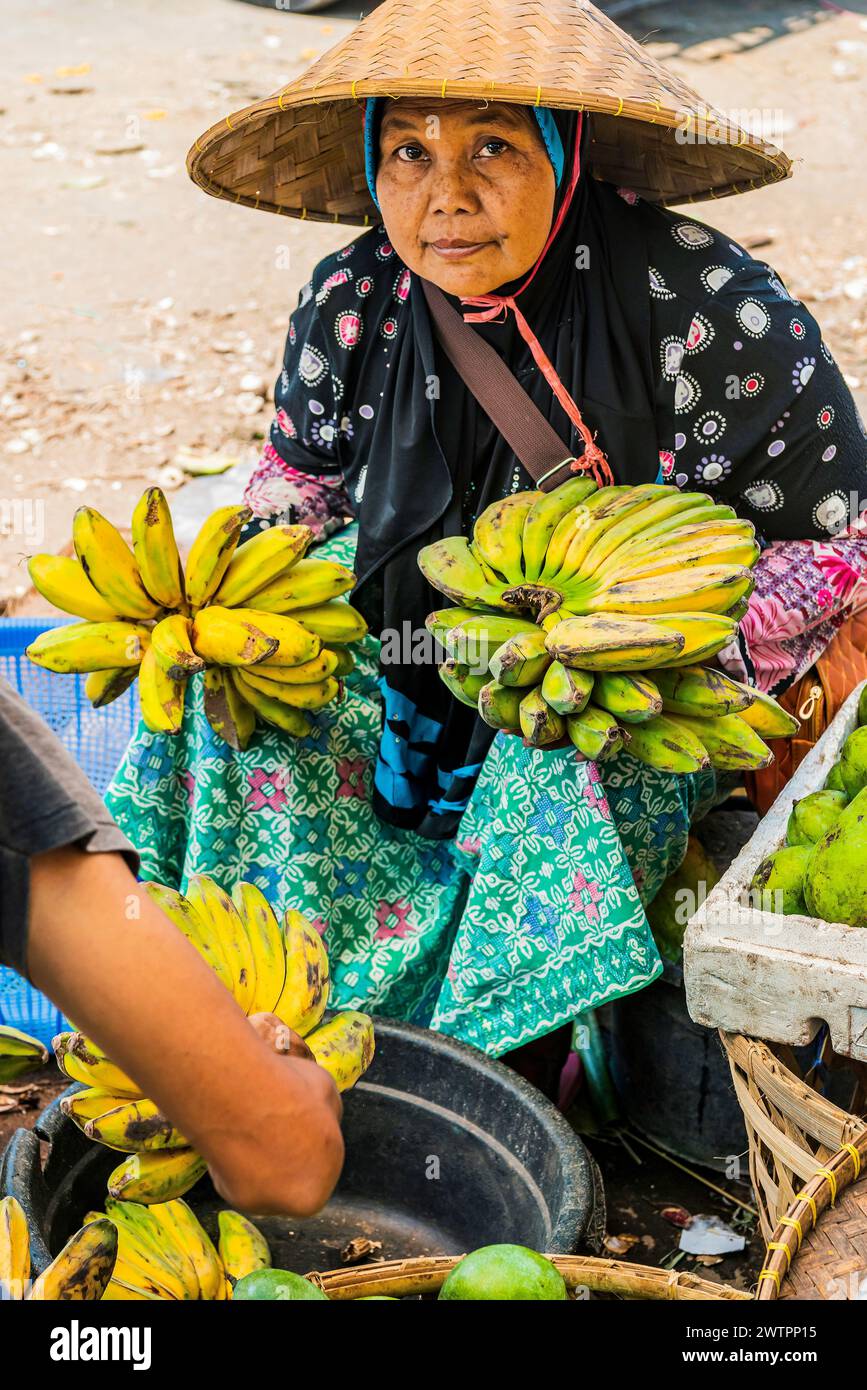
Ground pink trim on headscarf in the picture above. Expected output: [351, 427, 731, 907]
[459, 114, 613, 486]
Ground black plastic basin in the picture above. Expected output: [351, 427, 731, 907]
[1, 1019, 599, 1274]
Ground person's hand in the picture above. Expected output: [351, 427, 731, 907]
[249, 1012, 315, 1062]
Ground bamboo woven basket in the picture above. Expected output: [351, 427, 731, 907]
[306, 1254, 751, 1300]
[758, 1134, 867, 1300]
[721, 1032, 867, 1244]
[187, 0, 791, 224]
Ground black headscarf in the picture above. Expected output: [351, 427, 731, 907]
[349, 111, 660, 836]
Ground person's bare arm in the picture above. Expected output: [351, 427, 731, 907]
[26, 844, 344, 1217]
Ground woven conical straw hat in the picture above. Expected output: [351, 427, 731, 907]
[187, 0, 791, 225]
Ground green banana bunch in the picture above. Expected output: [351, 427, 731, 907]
[26, 486, 368, 749]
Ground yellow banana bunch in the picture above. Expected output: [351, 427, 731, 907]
[422, 479, 798, 766]
[87, 1197, 269, 1300]
[56, 876, 374, 1199]
[0, 1025, 48, 1082]
[26, 487, 366, 748]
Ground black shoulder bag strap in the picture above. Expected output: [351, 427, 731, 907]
[421, 277, 582, 493]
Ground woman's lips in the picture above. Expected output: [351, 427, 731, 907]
[429, 239, 490, 261]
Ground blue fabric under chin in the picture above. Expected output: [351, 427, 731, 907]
[363, 97, 565, 210]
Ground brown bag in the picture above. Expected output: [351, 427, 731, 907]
[745, 609, 867, 814]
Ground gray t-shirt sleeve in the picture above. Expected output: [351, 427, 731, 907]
[0, 676, 139, 977]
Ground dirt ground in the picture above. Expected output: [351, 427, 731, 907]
[1, 0, 866, 605]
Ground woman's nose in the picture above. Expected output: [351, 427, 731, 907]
[426, 160, 481, 216]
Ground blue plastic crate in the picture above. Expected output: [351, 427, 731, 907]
[0, 616, 141, 1045]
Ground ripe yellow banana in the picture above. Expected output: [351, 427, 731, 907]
[567, 704, 625, 760]
[249, 556, 356, 613]
[613, 536, 760, 582]
[545, 615, 685, 670]
[202, 665, 257, 751]
[651, 664, 754, 718]
[131, 487, 184, 610]
[239, 668, 340, 710]
[143, 881, 235, 995]
[519, 687, 565, 746]
[139, 646, 185, 735]
[616, 503, 741, 553]
[27, 554, 122, 621]
[214, 524, 312, 607]
[0, 1025, 48, 1082]
[418, 536, 522, 612]
[232, 880, 288, 1013]
[26, 620, 150, 673]
[151, 613, 205, 679]
[185, 874, 258, 1014]
[72, 506, 161, 620]
[736, 686, 800, 739]
[85, 1098, 189, 1153]
[0, 1197, 30, 1300]
[218, 1211, 270, 1286]
[232, 671, 315, 737]
[521, 477, 599, 582]
[541, 662, 595, 716]
[27, 1219, 118, 1302]
[592, 671, 662, 723]
[473, 492, 541, 585]
[184, 504, 252, 611]
[239, 648, 339, 684]
[85, 666, 137, 708]
[287, 600, 368, 645]
[584, 564, 754, 617]
[624, 714, 712, 775]
[61, 1086, 124, 1129]
[275, 909, 330, 1035]
[53, 1032, 142, 1098]
[194, 606, 320, 667]
[108, 1150, 207, 1205]
[306, 1010, 375, 1092]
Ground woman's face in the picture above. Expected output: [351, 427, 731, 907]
[376, 100, 557, 296]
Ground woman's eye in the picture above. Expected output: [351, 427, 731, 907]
[477, 139, 509, 158]
[396, 144, 428, 163]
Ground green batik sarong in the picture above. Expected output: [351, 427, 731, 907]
[106, 524, 716, 1057]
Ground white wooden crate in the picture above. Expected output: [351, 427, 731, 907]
[684, 682, 867, 1060]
